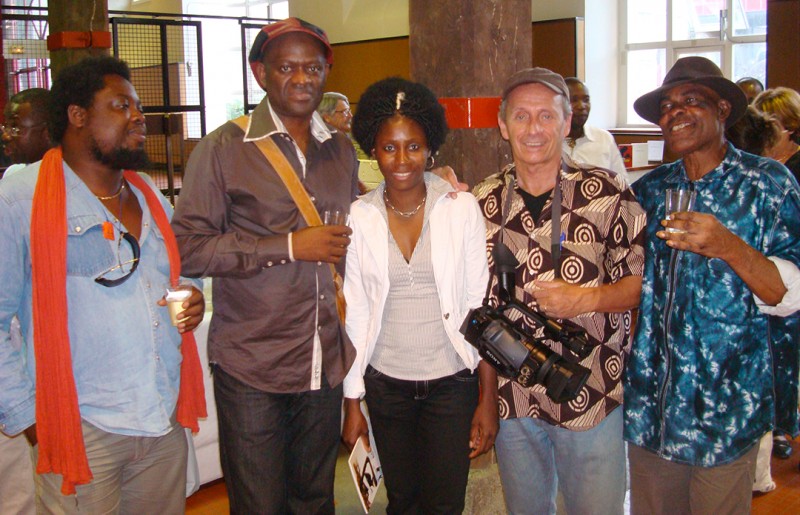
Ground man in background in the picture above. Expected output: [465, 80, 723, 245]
[736, 76, 764, 104]
[0, 86, 52, 514]
[317, 91, 353, 134]
[2, 88, 51, 177]
[563, 77, 629, 183]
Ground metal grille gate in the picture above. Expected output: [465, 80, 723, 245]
[111, 18, 206, 202]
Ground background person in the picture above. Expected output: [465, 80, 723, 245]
[625, 56, 800, 514]
[2, 88, 51, 177]
[562, 77, 629, 183]
[0, 85, 51, 515]
[754, 87, 800, 180]
[341, 77, 497, 514]
[473, 68, 646, 515]
[317, 91, 353, 134]
[0, 55, 205, 513]
[736, 76, 765, 104]
[725, 105, 784, 493]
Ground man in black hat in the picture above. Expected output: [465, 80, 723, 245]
[624, 56, 800, 514]
[172, 18, 357, 513]
[472, 68, 646, 514]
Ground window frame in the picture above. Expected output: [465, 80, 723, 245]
[619, 0, 766, 127]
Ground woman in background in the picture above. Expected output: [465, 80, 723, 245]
[754, 87, 800, 179]
[341, 77, 497, 514]
[726, 105, 784, 493]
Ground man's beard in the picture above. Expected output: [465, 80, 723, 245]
[91, 139, 151, 170]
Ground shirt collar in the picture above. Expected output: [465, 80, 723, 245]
[570, 125, 597, 143]
[243, 95, 333, 144]
[665, 142, 740, 185]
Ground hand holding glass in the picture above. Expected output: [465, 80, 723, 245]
[165, 283, 193, 326]
[664, 189, 696, 234]
[323, 209, 349, 226]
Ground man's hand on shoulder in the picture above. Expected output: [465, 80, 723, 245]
[293, 225, 352, 264]
[431, 165, 468, 198]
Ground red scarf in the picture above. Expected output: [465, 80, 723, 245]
[30, 147, 206, 495]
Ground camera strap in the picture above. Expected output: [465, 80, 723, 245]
[499, 161, 566, 280]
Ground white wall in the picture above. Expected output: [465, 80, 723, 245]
[584, 0, 618, 128]
[290, 0, 409, 43]
[109, 0, 183, 13]
[532, 0, 583, 21]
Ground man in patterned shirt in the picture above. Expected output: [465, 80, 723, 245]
[473, 67, 646, 514]
[624, 56, 800, 514]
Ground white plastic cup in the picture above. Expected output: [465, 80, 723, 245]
[165, 283, 193, 326]
[664, 189, 697, 233]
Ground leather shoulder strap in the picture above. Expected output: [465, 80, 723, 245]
[231, 115, 322, 227]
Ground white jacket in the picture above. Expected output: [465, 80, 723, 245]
[342, 174, 489, 399]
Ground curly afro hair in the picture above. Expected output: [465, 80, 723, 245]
[49, 55, 132, 144]
[352, 77, 448, 156]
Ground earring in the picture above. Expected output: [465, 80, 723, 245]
[426, 156, 435, 170]
[370, 160, 380, 171]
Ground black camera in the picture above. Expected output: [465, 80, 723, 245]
[461, 305, 590, 403]
[459, 242, 591, 403]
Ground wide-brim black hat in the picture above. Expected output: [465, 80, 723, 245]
[633, 56, 747, 128]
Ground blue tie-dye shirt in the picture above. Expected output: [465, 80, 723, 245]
[624, 144, 800, 467]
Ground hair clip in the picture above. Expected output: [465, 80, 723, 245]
[395, 91, 405, 111]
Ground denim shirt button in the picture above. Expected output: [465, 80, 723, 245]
[74, 226, 82, 233]
[153, 321, 159, 327]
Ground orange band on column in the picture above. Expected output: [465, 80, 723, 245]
[47, 31, 112, 51]
[438, 97, 501, 129]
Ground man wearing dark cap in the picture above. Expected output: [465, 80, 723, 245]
[172, 18, 357, 513]
[472, 68, 645, 514]
[625, 56, 800, 513]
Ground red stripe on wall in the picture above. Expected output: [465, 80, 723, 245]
[438, 97, 501, 129]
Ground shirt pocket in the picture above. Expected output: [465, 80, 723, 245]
[66, 214, 117, 277]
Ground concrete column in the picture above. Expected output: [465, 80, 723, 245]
[409, 0, 531, 186]
[48, 0, 110, 77]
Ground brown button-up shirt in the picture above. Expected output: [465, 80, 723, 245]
[172, 97, 358, 393]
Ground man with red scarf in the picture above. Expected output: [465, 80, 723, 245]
[0, 55, 206, 513]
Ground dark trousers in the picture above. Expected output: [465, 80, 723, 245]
[213, 364, 343, 515]
[364, 365, 480, 515]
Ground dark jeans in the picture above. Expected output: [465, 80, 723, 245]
[364, 365, 480, 515]
[213, 364, 343, 515]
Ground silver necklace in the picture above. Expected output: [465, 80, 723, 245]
[384, 189, 426, 218]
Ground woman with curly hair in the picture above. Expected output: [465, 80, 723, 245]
[341, 77, 498, 513]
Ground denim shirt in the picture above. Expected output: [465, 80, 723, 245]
[625, 144, 800, 466]
[0, 161, 192, 437]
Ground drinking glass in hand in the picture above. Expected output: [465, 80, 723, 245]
[664, 189, 696, 234]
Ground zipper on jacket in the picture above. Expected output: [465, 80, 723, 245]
[659, 247, 679, 452]
[658, 181, 694, 453]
